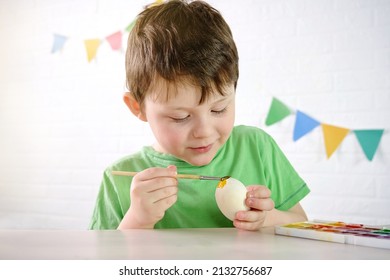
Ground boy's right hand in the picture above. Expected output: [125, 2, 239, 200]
[117, 165, 178, 229]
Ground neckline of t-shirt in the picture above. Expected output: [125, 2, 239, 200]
[142, 146, 192, 167]
[142, 144, 227, 168]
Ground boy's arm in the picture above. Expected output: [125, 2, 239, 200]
[262, 202, 307, 227]
[234, 185, 308, 231]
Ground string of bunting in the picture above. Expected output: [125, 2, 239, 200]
[50, 0, 163, 62]
[265, 97, 385, 161]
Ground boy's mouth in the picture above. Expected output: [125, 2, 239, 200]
[189, 144, 213, 154]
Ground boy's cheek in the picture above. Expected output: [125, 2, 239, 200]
[156, 127, 185, 146]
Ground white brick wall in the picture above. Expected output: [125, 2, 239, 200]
[0, 0, 389, 229]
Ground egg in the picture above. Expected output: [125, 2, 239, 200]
[215, 177, 249, 221]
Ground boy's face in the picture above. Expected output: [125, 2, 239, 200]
[142, 81, 235, 166]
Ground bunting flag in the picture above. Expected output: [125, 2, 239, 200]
[265, 97, 292, 126]
[354, 129, 384, 161]
[106, 31, 122, 51]
[125, 19, 137, 32]
[84, 39, 101, 62]
[50, 0, 166, 61]
[51, 34, 68, 53]
[293, 110, 321, 141]
[147, 0, 164, 7]
[322, 124, 350, 158]
[264, 97, 384, 160]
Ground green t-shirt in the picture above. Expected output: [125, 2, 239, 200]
[89, 125, 309, 229]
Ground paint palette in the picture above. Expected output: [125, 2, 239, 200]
[275, 220, 390, 250]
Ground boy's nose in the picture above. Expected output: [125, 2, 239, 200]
[192, 117, 213, 139]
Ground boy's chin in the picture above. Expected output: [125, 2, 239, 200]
[184, 155, 215, 167]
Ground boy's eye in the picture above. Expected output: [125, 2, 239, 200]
[211, 107, 227, 114]
[171, 115, 190, 123]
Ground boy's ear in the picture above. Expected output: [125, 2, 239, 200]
[123, 93, 147, 122]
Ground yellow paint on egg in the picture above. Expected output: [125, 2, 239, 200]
[217, 179, 227, 188]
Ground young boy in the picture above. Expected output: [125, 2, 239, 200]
[89, 0, 309, 231]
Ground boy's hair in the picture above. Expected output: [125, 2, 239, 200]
[125, 0, 239, 105]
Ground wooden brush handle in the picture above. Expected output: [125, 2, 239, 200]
[111, 170, 201, 180]
[176, 174, 201, 180]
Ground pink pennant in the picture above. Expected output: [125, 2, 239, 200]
[106, 31, 122, 51]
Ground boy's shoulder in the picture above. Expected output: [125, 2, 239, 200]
[104, 148, 147, 173]
[229, 125, 277, 152]
[232, 125, 271, 139]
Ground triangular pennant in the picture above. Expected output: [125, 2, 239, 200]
[106, 31, 122, 51]
[125, 19, 136, 32]
[147, 0, 164, 8]
[322, 124, 350, 158]
[354, 129, 384, 161]
[51, 34, 68, 53]
[265, 97, 292, 126]
[84, 39, 101, 62]
[293, 110, 321, 141]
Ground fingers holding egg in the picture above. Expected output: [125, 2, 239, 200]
[246, 185, 271, 198]
[245, 185, 274, 211]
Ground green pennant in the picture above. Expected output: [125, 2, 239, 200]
[265, 97, 292, 126]
[125, 19, 136, 32]
[354, 129, 384, 161]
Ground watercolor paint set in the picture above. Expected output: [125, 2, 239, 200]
[275, 220, 390, 250]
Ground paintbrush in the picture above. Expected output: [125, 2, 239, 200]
[111, 170, 230, 181]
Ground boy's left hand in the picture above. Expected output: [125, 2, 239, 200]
[233, 185, 274, 231]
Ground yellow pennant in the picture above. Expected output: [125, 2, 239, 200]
[321, 124, 350, 158]
[84, 39, 101, 62]
[147, 0, 164, 8]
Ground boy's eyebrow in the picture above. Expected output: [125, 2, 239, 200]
[165, 105, 193, 110]
[210, 96, 231, 105]
[166, 96, 232, 110]
[210, 93, 235, 105]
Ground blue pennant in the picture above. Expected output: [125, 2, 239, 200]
[51, 34, 68, 53]
[293, 110, 321, 141]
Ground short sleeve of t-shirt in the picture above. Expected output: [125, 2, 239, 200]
[89, 170, 123, 230]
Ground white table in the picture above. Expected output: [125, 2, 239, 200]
[0, 228, 389, 259]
